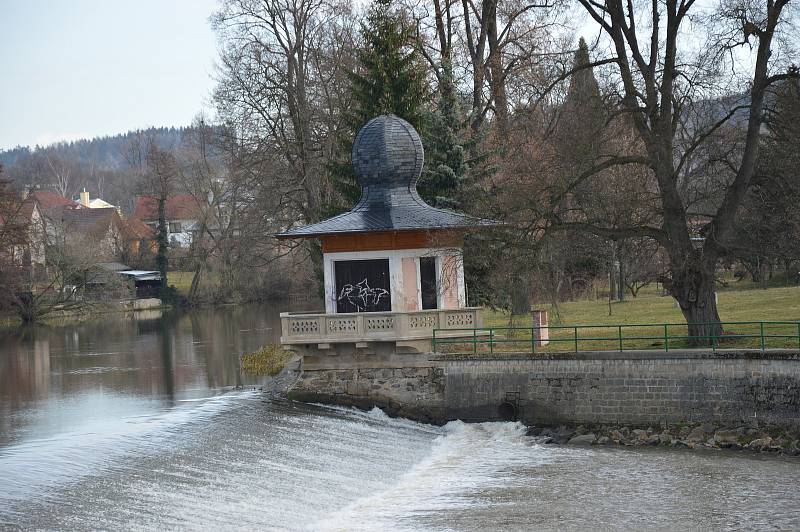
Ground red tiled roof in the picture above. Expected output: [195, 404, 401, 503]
[29, 190, 82, 213]
[133, 195, 202, 222]
[121, 217, 155, 240]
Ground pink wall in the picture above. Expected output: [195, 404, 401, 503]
[401, 257, 419, 311]
[441, 255, 460, 309]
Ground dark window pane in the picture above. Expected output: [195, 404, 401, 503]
[335, 259, 391, 313]
[420, 256, 437, 310]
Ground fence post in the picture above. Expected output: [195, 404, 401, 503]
[797, 322, 800, 351]
[531, 327, 536, 355]
[664, 324, 669, 352]
[618, 325, 623, 352]
[574, 327, 579, 353]
[489, 329, 494, 354]
[760, 322, 765, 352]
[473, 328, 477, 355]
[711, 322, 716, 353]
[432, 329, 436, 352]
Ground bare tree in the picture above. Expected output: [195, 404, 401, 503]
[535, 0, 799, 342]
[44, 151, 76, 198]
[212, 0, 355, 228]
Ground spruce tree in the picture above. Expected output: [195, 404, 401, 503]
[734, 78, 800, 275]
[418, 61, 468, 208]
[328, 0, 429, 208]
[556, 37, 606, 166]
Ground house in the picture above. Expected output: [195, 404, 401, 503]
[76, 189, 119, 210]
[120, 216, 156, 258]
[57, 207, 129, 260]
[0, 196, 46, 274]
[24, 189, 154, 265]
[88, 262, 163, 299]
[28, 189, 85, 218]
[275, 114, 498, 358]
[132, 195, 202, 248]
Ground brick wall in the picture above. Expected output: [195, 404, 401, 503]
[288, 350, 800, 428]
[443, 352, 800, 427]
[289, 366, 446, 424]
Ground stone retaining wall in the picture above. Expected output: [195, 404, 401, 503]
[443, 351, 800, 428]
[288, 366, 446, 424]
[287, 350, 800, 429]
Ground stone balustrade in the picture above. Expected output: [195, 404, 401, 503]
[280, 307, 483, 347]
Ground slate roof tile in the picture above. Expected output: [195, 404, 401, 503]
[277, 114, 496, 238]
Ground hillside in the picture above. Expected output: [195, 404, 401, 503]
[0, 127, 190, 214]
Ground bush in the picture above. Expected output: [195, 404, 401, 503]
[240, 345, 293, 376]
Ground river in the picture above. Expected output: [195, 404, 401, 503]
[1, 304, 799, 530]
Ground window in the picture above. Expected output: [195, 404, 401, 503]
[335, 259, 391, 313]
[169, 222, 182, 233]
[420, 256, 438, 310]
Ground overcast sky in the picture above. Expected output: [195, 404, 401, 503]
[0, 0, 219, 150]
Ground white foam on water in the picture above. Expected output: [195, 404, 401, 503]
[312, 403, 445, 435]
[0, 389, 259, 511]
[314, 418, 554, 531]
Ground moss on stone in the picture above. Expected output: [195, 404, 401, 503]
[241, 345, 293, 376]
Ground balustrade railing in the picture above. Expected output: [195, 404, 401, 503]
[280, 307, 483, 344]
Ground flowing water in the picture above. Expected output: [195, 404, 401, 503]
[1, 304, 800, 531]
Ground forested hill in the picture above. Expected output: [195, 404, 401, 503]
[0, 127, 190, 214]
[0, 127, 188, 172]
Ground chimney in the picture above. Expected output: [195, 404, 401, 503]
[80, 188, 90, 207]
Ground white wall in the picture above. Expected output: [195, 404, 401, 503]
[322, 247, 465, 314]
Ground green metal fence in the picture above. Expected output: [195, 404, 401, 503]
[431, 321, 800, 354]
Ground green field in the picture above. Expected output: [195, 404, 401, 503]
[167, 271, 195, 295]
[443, 284, 800, 354]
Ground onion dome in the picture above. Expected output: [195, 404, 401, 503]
[276, 114, 496, 238]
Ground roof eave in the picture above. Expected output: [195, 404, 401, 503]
[274, 224, 496, 240]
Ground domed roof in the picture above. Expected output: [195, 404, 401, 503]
[352, 114, 424, 188]
[276, 114, 498, 239]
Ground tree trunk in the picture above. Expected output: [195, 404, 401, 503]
[608, 243, 617, 302]
[188, 263, 202, 304]
[670, 259, 722, 347]
[617, 243, 625, 301]
[485, 0, 508, 139]
[157, 197, 168, 290]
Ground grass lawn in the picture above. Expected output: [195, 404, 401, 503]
[168, 271, 196, 295]
[460, 284, 800, 354]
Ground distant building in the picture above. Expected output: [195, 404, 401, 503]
[76, 189, 119, 210]
[24, 189, 154, 266]
[28, 189, 85, 218]
[89, 262, 163, 299]
[0, 196, 46, 274]
[132, 195, 202, 248]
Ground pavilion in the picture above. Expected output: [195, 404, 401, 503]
[277, 114, 494, 357]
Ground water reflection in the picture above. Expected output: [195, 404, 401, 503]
[0, 302, 303, 447]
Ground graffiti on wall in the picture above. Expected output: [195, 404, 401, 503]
[338, 279, 390, 312]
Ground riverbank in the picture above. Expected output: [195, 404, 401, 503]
[282, 372, 800, 456]
[529, 422, 800, 455]
[285, 348, 800, 456]
[0, 298, 166, 330]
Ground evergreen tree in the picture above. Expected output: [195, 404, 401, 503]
[328, 0, 429, 208]
[555, 37, 606, 166]
[732, 79, 800, 279]
[418, 62, 468, 208]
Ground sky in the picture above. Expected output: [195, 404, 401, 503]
[0, 0, 219, 150]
